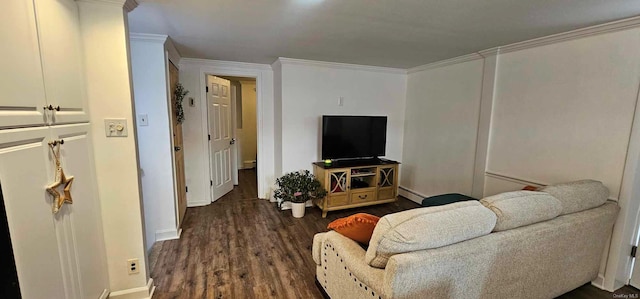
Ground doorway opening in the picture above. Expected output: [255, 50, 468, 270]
[206, 75, 258, 202]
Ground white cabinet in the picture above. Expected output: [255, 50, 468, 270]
[0, 0, 89, 129]
[0, 127, 65, 299]
[51, 124, 109, 299]
[0, 1, 108, 297]
[0, 0, 47, 128]
[34, 0, 90, 124]
[0, 125, 109, 299]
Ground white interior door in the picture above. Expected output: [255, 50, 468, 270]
[207, 75, 234, 201]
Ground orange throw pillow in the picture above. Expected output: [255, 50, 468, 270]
[327, 213, 380, 244]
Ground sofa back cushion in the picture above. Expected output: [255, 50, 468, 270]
[365, 201, 496, 268]
[540, 180, 609, 215]
[480, 191, 562, 232]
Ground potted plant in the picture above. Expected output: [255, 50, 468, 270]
[274, 170, 327, 218]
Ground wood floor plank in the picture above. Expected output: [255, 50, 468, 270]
[149, 169, 637, 299]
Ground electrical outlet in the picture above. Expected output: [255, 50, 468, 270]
[127, 258, 139, 274]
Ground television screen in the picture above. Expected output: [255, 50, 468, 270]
[322, 116, 387, 160]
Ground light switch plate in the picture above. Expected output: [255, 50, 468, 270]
[137, 114, 148, 126]
[104, 119, 128, 137]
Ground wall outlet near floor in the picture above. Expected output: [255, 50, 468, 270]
[127, 258, 139, 274]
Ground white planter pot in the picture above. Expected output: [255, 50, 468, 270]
[291, 202, 306, 218]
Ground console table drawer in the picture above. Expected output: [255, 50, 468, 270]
[351, 190, 376, 203]
[328, 195, 349, 206]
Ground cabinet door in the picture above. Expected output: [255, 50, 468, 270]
[0, 127, 66, 299]
[51, 124, 109, 299]
[328, 169, 349, 195]
[34, 0, 89, 124]
[0, 0, 47, 128]
[378, 166, 397, 200]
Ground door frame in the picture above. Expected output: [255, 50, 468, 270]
[203, 72, 260, 203]
[166, 54, 183, 232]
[230, 83, 239, 185]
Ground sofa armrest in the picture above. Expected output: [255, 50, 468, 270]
[312, 232, 326, 265]
[317, 231, 387, 298]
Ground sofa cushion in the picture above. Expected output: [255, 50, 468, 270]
[421, 193, 477, 207]
[480, 191, 562, 232]
[540, 180, 609, 215]
[365, 201, 496, 268]
[327, 213, 380, 244]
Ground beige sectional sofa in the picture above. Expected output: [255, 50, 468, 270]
[312, 180, 619, 299]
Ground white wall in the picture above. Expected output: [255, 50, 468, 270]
[278, 58, 407, 173]
[179, 59, 275, 204]
[486, 28, 640, 199]
[273, 61, 283, 178]
[401, 59, 484, 199]
[78, 1, 151, 295]
[239, 81, 257, 167]
[402, 22, 640, 292]
[130, 34, 179, 253]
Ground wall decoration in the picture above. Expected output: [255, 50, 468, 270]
[46, 141, 74, 213]
[174, 83, 189, 124]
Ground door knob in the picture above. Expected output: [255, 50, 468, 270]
[174, 146, 181, 151]
[230, 138, 236, 145]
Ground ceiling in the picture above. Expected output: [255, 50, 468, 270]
[128, 0, 640, 68]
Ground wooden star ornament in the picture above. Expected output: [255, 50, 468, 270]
[46, 166, 74, 213]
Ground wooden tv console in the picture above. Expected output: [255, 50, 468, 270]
[313, 159, 399, 218]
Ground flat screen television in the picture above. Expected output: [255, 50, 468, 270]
[322, 115, 387, 160]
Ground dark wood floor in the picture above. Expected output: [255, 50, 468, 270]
[149, 169, 639, 299]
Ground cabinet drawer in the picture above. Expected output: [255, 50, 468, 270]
[328, 195, 349, 207]
[378, 188, 395, 200]
[351, 190, 376, 203]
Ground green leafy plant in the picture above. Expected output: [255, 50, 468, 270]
[274, 170, 327, 205]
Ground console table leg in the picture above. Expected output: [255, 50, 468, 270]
[322, 211, 328, 218]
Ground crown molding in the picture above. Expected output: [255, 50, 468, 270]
[124, 0, 138, 12]
[407, 53, 483, 74]
[271, 59, 282, 70]
[498, 15, 640, 54]
[408, 16, 640, 74]
[179, 58, 272, 71]
[276, 57, 406, 74]
[478, 47, 500, 57]
[76, 0, 137, 11]
[129, 33, 168, 43]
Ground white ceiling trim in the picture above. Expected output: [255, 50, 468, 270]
[498, 15, 640, 54]
[76, 0, 137, 11]
[407, 53, 484, 74]
[129, 33, 167, 43]
[179, 58, 272, 71]
[124, 0, 138, 12]
[409, 15, 640, 74]
[277, 57, 406, 75]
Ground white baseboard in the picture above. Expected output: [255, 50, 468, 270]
[243, 160, 257, 169]
[398, 186, 425, 204]
[591, 274, 606, 290]
[155, 228, 181, 242]
[187, 200, 210, 207]
[108, 278, 155, 299]
[99, 289, 109, 299]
